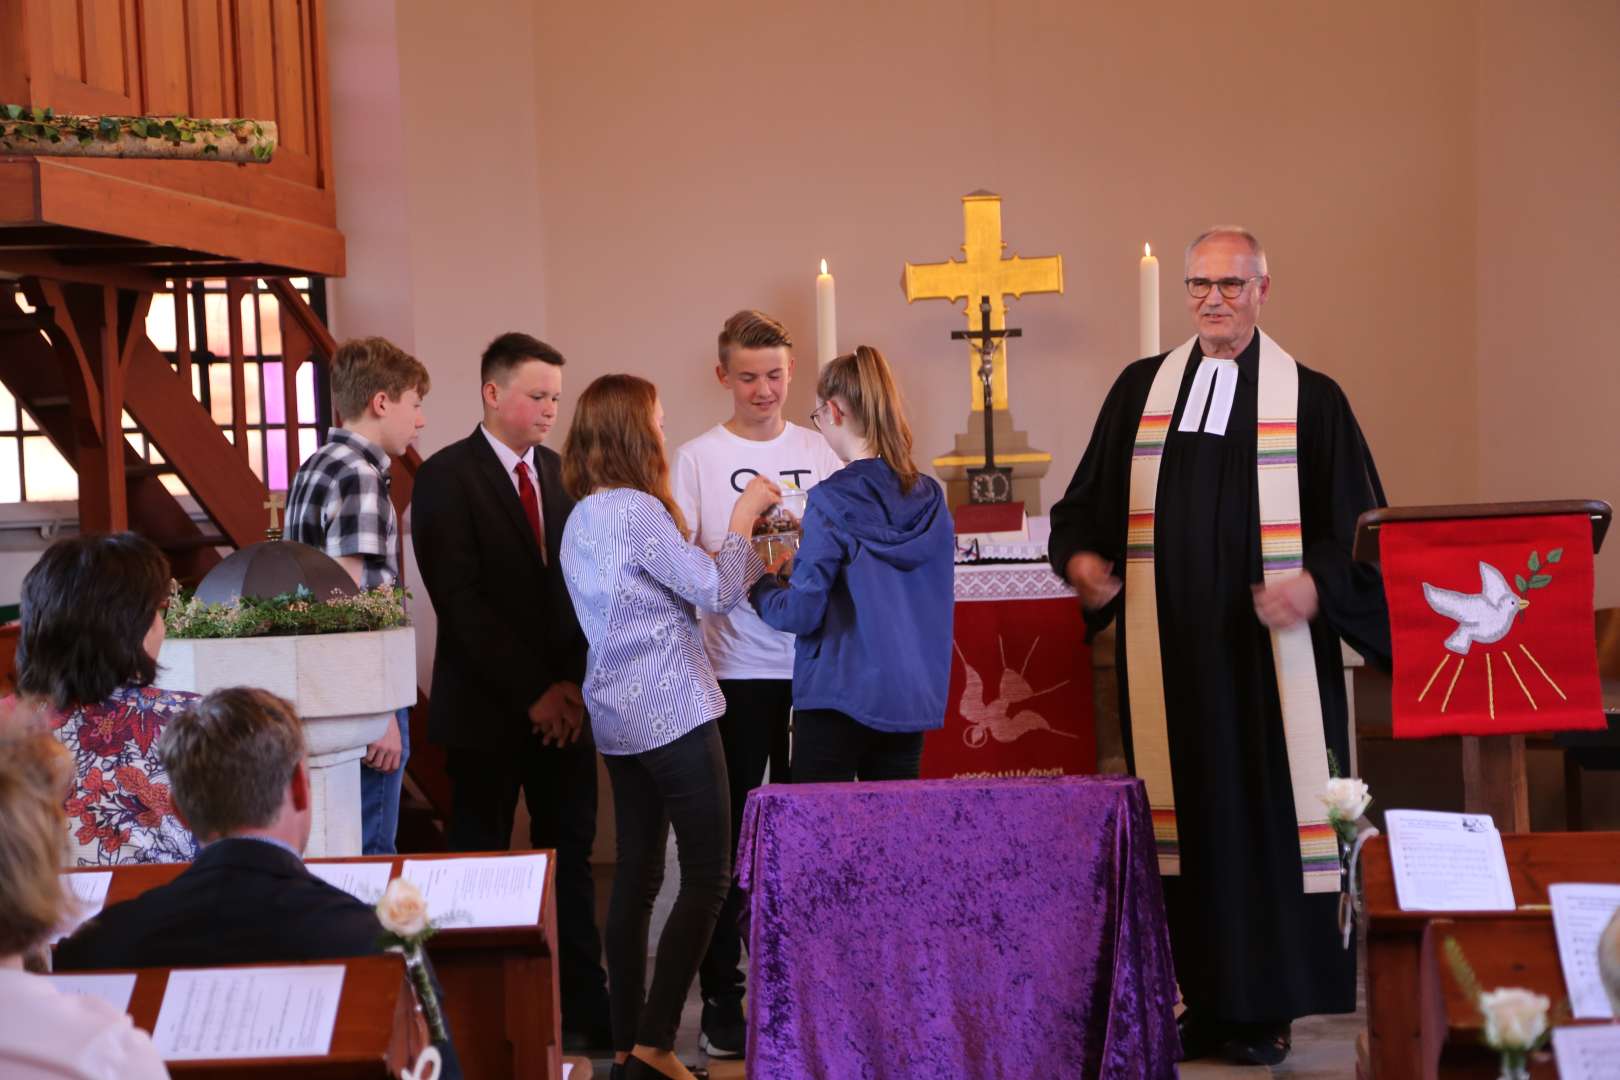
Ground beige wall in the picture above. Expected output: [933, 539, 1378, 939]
[1475, 0, 1620, 607]
[326, 0, 1617, 611]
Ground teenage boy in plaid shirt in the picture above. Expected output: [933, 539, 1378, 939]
[286, 336, 429, 854]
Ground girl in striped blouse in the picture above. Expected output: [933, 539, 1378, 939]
[560, 374, 777, 1080]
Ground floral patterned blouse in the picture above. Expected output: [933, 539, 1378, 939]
[49, 684, 199, 866]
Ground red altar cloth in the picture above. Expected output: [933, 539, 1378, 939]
[922, 563, 1096, 779]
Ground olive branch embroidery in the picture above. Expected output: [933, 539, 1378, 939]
[1513, 547, 1563, 596]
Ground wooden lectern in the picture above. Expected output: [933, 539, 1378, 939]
[1353, 500, 1612, 831]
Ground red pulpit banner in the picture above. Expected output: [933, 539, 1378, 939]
[922, 566, 1095, 779]
[1381, 514, 1605, 738]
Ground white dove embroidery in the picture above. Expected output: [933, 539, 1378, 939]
[953, 638, 1076, 747]
[1422, 560, 1530, 655]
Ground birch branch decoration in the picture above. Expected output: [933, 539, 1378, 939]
[0, 105, 277, 163]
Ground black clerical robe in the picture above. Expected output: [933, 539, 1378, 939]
[1048, 331, 1391, 1023]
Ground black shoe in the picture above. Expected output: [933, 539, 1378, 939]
[610, 1066, 625, 1080]
[697, 995, 745, 1059]
[1175, 1010, 1222, 1062]
[1221, 1022, 1292, 1067]
[623, 1058, 710, 1079]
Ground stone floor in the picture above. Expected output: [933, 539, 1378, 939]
[582, 847, 1364, 1078]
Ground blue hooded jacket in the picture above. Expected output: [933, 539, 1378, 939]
[750, 457, 956, 733]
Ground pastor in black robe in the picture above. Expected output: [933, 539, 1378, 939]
[1048, 329, 1391, 1024]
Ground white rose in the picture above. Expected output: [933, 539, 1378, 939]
[1321, 778, 1372, 822]
[377, 878, 430, 938]
[1479, 988, 1550, 1050]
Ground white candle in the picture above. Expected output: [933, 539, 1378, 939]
[816, 259, 837, 368]
[1139, 243, 1160, 357]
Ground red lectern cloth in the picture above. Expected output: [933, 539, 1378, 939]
[1382, 514, 1605, 738]
[922, 565, 1095, 779]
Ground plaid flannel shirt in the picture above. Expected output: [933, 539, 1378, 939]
[285, 428, 398, 590]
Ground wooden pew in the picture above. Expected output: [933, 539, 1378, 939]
[66, 953, 425, 1078]
[61, 850, 573, 1080]
[1362, 831, 1620, 1079]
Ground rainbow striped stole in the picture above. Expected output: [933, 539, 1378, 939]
[1123, 332, 1338, 894]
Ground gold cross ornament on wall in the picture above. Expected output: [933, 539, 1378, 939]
[902, 191, 1063, 412]
[264, 491, 286, 540]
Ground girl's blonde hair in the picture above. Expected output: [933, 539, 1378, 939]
[817, 345, 920, 494]
[562, 374, 688, 535]
[0, 732, 73, 955]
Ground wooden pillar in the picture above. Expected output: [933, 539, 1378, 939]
[226, 279, 249, 461]
[1460, 734, 1531, 832]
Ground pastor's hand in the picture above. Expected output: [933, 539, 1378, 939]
[529, 682, 586, 746]
[1253, 573, 1319, 629]
[1065, 551, 1123, 611]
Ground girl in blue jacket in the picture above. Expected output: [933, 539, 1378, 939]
[750, 345, 955, 782]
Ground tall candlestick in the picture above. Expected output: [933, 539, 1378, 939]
[816, 259, 837, 368]
[1139, 243, 1160, 357]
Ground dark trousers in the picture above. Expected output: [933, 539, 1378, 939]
[603, 722, 731, 1051]
[791, 707, 925, 783]
[445, 737, 609, 1030]
[698, 679, 792, 1003]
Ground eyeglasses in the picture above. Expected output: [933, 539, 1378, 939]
[809, 402, 830, 429]
[1185, 276, 1264, 300]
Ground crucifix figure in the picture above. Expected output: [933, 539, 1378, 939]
[264, 491, 286, 541]
[903, 190, 1063, 412]
[953, 296, 1018, 503]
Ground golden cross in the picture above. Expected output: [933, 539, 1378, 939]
[264, 491, 286, 539]
[903, 191, 1063, 412]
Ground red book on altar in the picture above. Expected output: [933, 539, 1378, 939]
[953, 501, 1026, 537]
[1380, 512, 1607, 738]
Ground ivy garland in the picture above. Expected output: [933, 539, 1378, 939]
[164, 584, 409, 640]
[0, 104, 276, 162]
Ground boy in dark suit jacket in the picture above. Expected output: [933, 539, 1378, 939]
[409, 332, 611, 1047]
[54, 688, 461, 1077]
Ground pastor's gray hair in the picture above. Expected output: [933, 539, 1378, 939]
[158, 687, 306, 841]
[1185, 226, 1268, 275]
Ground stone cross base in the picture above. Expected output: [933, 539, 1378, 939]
[931, 408, 1052, 511]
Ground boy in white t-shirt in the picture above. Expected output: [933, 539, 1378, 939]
[670, 309, 842, 1059]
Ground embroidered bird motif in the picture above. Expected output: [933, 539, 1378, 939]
[1422, 561, 1529, 655]
[954, 639, 1076, 747]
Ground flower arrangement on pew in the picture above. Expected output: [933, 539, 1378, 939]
[376, 879, 448, 1044]
[1443, 937, 1556, 1080]
[1321, 756, 1378, 949]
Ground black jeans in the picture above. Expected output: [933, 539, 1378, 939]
[603, 721, 731, 1051]
[790, 707, 925, 783]
[698, 678, 792, 1003]
[445, 737, 609, 1031]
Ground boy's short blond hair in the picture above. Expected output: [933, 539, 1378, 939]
[331, 336, 431, 422]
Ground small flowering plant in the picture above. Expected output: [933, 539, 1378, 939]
[376, 879, 447, 1043]
[1444, 937, 1554, 1080]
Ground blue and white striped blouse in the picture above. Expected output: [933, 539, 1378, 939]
[561, 487, 765, 755]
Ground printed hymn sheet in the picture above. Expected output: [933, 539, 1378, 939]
[1385, 810, 1515, 912]
[150, 965, 344, 1061]
[1549, 883, 1620, 1020]
[399, 853, 548, 928]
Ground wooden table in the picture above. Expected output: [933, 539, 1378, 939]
[105, 953, 422, 1078]
[62, 849, 565, 1080]
[1362, 831, 1620, 1079]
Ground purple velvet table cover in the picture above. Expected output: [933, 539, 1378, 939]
[736, 775, 1180, 1079]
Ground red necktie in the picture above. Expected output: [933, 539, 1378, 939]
[515, 461, 547, 564]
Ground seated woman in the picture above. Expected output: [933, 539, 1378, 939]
[0, 730, 169, 1078]
[14, 534, 197, 865]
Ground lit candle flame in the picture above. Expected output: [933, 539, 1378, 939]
[1144, 243, 1152, 258]
[820, 259, 828, 275]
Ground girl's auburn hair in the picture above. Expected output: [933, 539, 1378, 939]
[817, 345, 921, 494]
[562, 374, 688, 535]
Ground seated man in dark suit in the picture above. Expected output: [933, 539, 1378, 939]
[55, 687, 460, 1077]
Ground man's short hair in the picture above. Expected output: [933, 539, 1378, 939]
[1185, 225, 1268, 274]
[331, 336, 430, 421]
[158, 688, 306, 841]
[718, 310, 793, 368]
[17, 533, 172, 710]
[1601, 907, 1620, 1014]
[481, 332, 564, 386]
